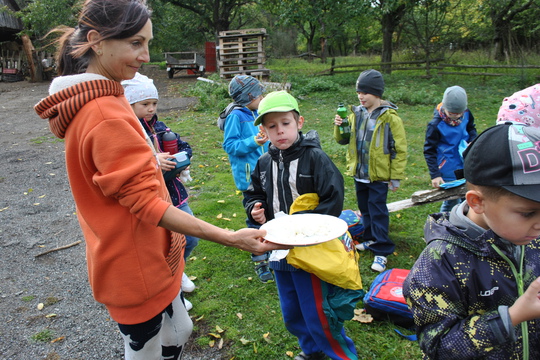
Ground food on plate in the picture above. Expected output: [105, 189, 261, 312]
[261, 214, 347, 245]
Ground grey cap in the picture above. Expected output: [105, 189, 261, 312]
[443, 86, 468, 113]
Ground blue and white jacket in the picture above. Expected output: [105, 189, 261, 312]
[424, 104, 477, 181]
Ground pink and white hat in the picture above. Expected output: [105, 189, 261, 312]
[497, 84, 540, 128]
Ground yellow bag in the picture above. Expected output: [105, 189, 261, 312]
[286, 194, 363, 290]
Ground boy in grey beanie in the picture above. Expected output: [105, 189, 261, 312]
[333, 69, 408, 273]
[424, 85, 477, 213]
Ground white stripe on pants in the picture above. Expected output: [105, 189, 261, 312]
[119, 291, 192, 360]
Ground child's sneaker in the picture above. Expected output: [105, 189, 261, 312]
[371, 255, 387, 272]
[355, 240, 375, 251]
[294, 351, 327, 360]
[184, 298, 193, 311]
[255, 261, 274, 283]
[181, 273, 196, 293]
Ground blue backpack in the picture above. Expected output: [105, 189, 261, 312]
[363, 268, 414, 329]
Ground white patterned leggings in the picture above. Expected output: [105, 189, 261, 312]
[118, 292, 193, 360]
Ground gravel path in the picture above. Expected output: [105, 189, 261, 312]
[0, 67, 225, 360]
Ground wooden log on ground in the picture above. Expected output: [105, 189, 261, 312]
[387, 184, 466, 212]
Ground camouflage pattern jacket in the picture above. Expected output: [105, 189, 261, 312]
[403, 203, 540, 359]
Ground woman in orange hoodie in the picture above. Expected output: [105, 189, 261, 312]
[34, 1, 282, 358]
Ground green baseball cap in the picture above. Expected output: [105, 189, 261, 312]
[254, 90, 300, 126]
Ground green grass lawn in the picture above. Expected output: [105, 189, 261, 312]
[160, 58, 534, 359]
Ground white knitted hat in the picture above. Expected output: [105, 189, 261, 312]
[121, 72, 159, 104]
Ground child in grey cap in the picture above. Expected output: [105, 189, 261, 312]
[424, 85, 477, 212]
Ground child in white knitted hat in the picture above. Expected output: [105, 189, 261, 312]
[122, 72, 198, 311]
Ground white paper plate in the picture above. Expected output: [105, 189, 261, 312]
[261, 213, 348, 246]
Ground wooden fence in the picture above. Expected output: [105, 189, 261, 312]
[323, 58, 540, 78]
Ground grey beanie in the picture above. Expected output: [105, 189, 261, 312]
[228, 75, 265, 106]
[442, 86, 468, 113]
[356, 69, 385, 97]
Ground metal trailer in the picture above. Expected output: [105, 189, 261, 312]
[164, 52, 205, 78]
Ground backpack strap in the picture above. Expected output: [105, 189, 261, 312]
[217, 102, 244, 131]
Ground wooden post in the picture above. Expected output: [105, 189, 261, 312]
[21, 34, 42, 82]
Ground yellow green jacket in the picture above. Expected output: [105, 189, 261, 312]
[334, 101, 407, 181]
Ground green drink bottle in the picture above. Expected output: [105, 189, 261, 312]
[337, 103, 350, 140]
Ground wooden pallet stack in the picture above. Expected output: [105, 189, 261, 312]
[217, 28, 270, 79]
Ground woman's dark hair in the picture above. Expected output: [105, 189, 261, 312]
[54, 0, 151, 75]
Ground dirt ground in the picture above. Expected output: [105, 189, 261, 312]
[0, 66, 226, 360]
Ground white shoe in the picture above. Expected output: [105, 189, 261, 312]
[181, 273, 196, 293]
[371, 256, 387, 272]
[184, 298, 193, 311]
[355, 240, 375, 251]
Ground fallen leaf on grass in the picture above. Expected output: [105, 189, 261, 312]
[286, 351, 294, 357]
[216, 325, 224, 333]
[217, 200, 225, 203]
[239, 337, 250, 345]
[209, 339, 215, 347]
[195, 315, 204, 321]
[208, 333, 221, 339]
[352, 308, 373, 323]
[217, 338, 224, 349]
[236, 313, 243, 320]
[216, 213, 223, 219]
[262, 332, 271, 343]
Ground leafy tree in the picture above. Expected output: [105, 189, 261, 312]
[401, 0, 459, 74]
[148, 0, 211, 58]
[370, 0, 417, 73]
[263, 0, 360, 62]
[481, 0, 536, 61]
[6, 0, 79, 49]
[154, 0, 256, 40]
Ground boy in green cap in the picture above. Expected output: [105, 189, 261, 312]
[244, 91, 359, 360]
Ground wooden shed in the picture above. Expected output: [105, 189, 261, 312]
[0, 0, 23, 42]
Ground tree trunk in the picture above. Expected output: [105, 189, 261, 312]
[380, 4, 407, 74]
[21, 34, 42, 82]
[490, 0, 534, 61]
[381, 21, 394, 74]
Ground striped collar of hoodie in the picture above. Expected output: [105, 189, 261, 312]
[34, 74, 124, 139]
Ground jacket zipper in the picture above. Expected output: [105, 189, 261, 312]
[278, 151, 289, 212]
